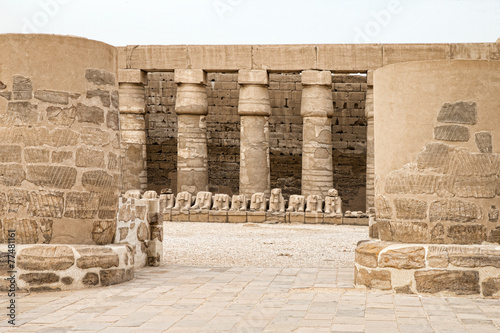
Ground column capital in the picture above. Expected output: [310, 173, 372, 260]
[174, 69, 206, 85]
[301, 70, 332, 86]
[238, 70, 269, 85]
[118, 69, 147, 85]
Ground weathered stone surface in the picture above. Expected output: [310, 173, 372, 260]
[434, 125, 470, 142]
[453, 176, 497, 198]
[49, 128, 79, 147]
[82, 272, 99, 286]
[24, 148, 50, 163]
[447, 150, 498, 177]
[51, 151, 73, 163]
[28, 191, 64, 218]
[429, 199, 482, 222]
[374, 195, 392, 218]
[482, 277, 500, 297]
[39, 219, 53, 244]
[106, 109, 119, 130]
[430, 223, 446, 244]
[76, 147, 105, 168]
[0, 80, 6, 89]
[0, 145, 21, 163]
[437, 101, 477, 125]
[91, 220, 116, 245]
[475, 131, 493, 153]
[86, 89, 110, 107]
[119, 227, 128, 241]
[82, 170, 113, 190]
[34, 90, 69, 104]
[100, 269, 133, 287]
[3, 218, 38, 244]
[137, 222, 149, 241]
[86, 68, 116, 86]
[415, 270, 480, 295]
[20, 273, 59, 285]
[80, 127, 110, 147]
[355, 241, 388, 268]
[46, 106, 76, 126]
[61, 277, 73, 285]
[7, 188, 27, 213]
[427, 246, 449, 268]
[76, 103, 104, 124]
[0, 91, 11, 100]
[17, 246, 74, 270]
[7, 102, 38, 125]
[111, 91, 119, 108]
[12, 75, 33, 100]
[393, 198, 427, 220]
[385, 221, 429, 243]
[26, 165, 77, 189]
[150, 224, 163, 241]
[268, 188, 285, 213]
[379, 246, 425, 269]
[64, 192, 98, 219]
[447, 224, 486, 244]
[417, 143, 451, 172]
[107, 152, 119, 170]
[489, 206, 499, 222]
[0, 193, 7, 216]
[76, 247, 119, 269]
[355, 267, 392, 290]
[447, 247, 500, 268]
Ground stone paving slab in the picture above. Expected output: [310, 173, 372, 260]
[0, 265, 499, 332]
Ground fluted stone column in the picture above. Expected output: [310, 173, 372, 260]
[365, 70, 375, 211]
[238, 70, 271, 197]
[301, 70, 334, 197]
[174, 69, 208, 195]
[119, 69, 148, 193]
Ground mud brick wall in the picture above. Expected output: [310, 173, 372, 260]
[145, 72, 367, 211]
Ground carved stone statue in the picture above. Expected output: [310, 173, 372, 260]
[250, 193, 266, 212]
[268, 188, 285, 213]
[230, 195, 247, 211]
[191, 191, 212, 210]
[124, 190, 141, 199]
[160, 188, 175, 210]
[489, 205, 499, 222]
[324, 188, 342, 216]
[306, 195, 323, 213]
[212, 194, 230, 211]
[172, 191, 192, 211]
[287, 195, 305, 212]
[142, 190, 158, 199]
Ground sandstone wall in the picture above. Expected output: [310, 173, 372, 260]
[373, 60, 500, 244]
[0, 34, 121, 245]
[146, 73, 366, 211]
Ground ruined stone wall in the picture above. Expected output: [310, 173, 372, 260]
[146, 72, 366, 211]
[373, 60, 500, 244]
[0, 34, 121, 245]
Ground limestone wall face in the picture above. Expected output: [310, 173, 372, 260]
[373, 60, 500, 244]
[146, 73, 367, 211]
[0, 34, 121, 245]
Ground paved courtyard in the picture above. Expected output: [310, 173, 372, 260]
[1, 223, 500, 332]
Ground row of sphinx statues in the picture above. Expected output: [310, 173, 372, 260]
[160, 188, 344, 216]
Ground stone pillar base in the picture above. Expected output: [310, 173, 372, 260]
[354, 240, 500, 297]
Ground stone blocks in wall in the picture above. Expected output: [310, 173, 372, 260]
[355, 240, 500, 297]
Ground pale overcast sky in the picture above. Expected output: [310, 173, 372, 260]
[0, 0, 499, 46]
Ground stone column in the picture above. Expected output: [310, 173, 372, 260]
[119, 69, 148, 193]
[365, 70, 375, 211]
[301, 70, 334, 197]
[174, 69, 208, 195]
[238, 70, 271, 197]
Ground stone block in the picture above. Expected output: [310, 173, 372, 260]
[343, 217, 369, 226]
[238, 69, 268, 85]
[304, 212, 324, 224]
[3, 218, 39, 244]
[355, 267, 391, 290]
[76, 147, 105, 168]
[76, 247, 119, 269]
[20, 273, 60, 285]
[27, 191, 64, 218]
[174, 69, 206, 84]
[85, 68, 116, 86]
[447, 224, 486, 244]
[82, 272, 99, 286]
[81, 170, 113, 190]
[415, 270, 480, 295]
[301, 70, 332, 86]
[163, 210, 172, 222]
[286, 212, 304, 224]
[355, 241, 388, 268]
[120, 114, 146, 130]
[118, 69, 147, 85]
[427, 246, 449, 268]
[188, 45, 252, 70]
[18, 246, 74, 271]
[107, 109, 119, 130]
[450, 43, 500, 60]
[137, 222, 149, 241]
[375, 195, 392, 218]
[7, 102, 38, 125]
[189, 210, 209, 222]
[385, 170, 453, 195]
[147, 239, 162, 267]
[379, 246, 425, 269]
[453, 176, 497, 198]
[0, 145, 21, 163]
[266, 212, 285, 223]
[394, 198, 427, 220]
[76, 103, 105, 124]
[434, 125, 470, 141]
[447, 247, 500, 268]
[253, 45, 316, 71]
[100, 268, 134, 287]
[227, 212, 246, 223]
[437, 101, 477, 124]
[417, 143, 452, 172]
[26, 165, 77, 189]
[87, 89, 111, 107]
[475, 131, 492, 153]
[91, 220, 116, 245]
[209, 211, 227, 223]
[482, 277, 500, 297]
[429, 199, 481, 222]
[34, 90, 69, 104]
[447, 150, 499, 177]
[46, 106, 77, 126]
[382, 44, 450, 66]
[246, 211, 266, 223]
[24, 148, 50, 163]
[317, 44, 382, 71]
[171, 210, 189, 222]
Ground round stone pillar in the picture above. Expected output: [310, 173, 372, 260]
[300, 70, 334, 197]
[119, 69, 148, 193]
[238, 70, 271, 197]
[174, 69, 208, 195]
